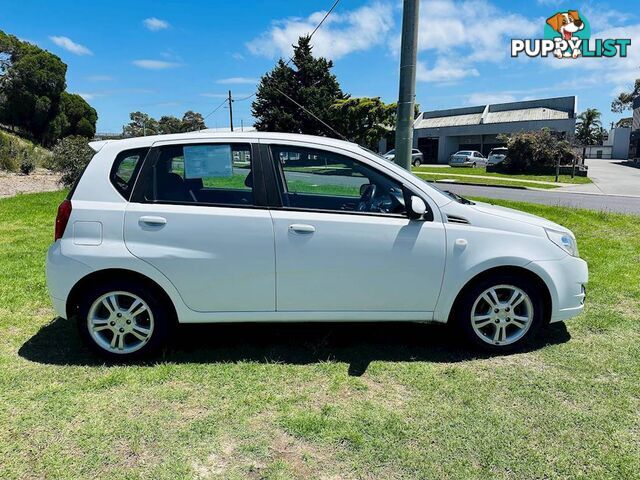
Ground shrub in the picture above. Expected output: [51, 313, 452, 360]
[0, 132, 19, 171]
[497, 129, 578, 174]
[51, 136, 95, 187]
[20, 156, 36, 175]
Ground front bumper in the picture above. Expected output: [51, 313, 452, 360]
[528, 255, 588, 323]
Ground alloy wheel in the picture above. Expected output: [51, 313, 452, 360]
[87, 291, 155, 354]
[470, 285, 534, 346]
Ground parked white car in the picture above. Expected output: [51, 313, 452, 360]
[449, 150, 487, 167]
[488, 147, 508, 166]
[47, 132, 587, 358]
[383, 148, 425, 167]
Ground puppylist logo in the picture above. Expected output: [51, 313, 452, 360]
[511, 10, 631, 59]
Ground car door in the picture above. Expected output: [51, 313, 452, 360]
[264, 141, 446, 314]
[124, 140, 276, 313]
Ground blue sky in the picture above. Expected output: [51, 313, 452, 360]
[3, 0, 638, 132]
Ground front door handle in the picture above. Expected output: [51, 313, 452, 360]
[289, 224, 316, 234]
[139, 216, 167, 226]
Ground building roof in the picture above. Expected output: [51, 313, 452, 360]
[415, 113, 483, 129]
[484, 107, 569, 124]
[414, 96, 576, 130]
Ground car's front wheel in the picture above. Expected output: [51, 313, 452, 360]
[455, 274, 544, 351]
[77, 280, 171, 359]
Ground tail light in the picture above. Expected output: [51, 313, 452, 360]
[55, 199, 72, 241]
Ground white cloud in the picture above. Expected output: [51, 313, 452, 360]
[143, 17, 170, 31]
[417, 58, 479, 83]
[545, 23, 640, 93]
[391, 1, 539, 83]
[49, 36, 92, 56]
[132, 59, 183, 70]
[216, 77, 258, 85]
[466, 93, 516, 105]
[247, 2, 394, 60]
[410, 0, 538, 61]
[76, 92, 102, 101]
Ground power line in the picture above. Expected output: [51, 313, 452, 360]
[202, 97, 228, 121]
[285, 0, 341, 66]
[272, 86, 348, 141]
[206, 0, 342, 129]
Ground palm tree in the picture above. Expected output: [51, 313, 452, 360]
[576, 108, 603, 145]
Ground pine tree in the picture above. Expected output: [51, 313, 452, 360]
[252, 36, 345, 137]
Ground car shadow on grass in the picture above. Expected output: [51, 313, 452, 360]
[19, 317, 571, 375]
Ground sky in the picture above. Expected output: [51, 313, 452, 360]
[2, 0, 638, 132]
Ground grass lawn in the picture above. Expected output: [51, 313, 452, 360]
[1, 191, 639, 479]
[413, 166, 593, 189]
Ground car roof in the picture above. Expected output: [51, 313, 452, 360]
[90, 131, 359, 153]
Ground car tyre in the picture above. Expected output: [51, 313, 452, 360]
[453, 273, 544, 352]
[413, 158, 422, 167]
[76, 279, 172, 359]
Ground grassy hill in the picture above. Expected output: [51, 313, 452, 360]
[0, 128, 52, 173]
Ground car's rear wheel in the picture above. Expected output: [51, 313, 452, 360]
[413, 158, 422, 167]
[77, 280, 171, 359]
[454, 274, 543, 351]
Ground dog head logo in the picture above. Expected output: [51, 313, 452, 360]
[546, 11, 585, 41]
[545, 10, 587, 58]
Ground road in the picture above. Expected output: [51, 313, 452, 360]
[442, 183, 640, 215]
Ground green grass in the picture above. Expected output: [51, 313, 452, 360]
[1, 191, 639, 479]
[413, 166, 592, 189]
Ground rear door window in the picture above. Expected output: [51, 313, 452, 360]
[110, 148, 149, 200]
[137, 143, 255, 206]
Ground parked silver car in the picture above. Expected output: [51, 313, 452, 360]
[384, 148, 425, 167]
[488, 147, 508, 165]
[449, 150, 487, 167]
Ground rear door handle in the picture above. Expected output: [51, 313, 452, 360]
[139, 216, 167, 226]
[289, 224, 316, 234]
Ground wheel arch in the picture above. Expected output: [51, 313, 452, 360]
[447, 265, 552, 324]
[66, 268, 178, 323]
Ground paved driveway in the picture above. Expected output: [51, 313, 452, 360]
[556, 159, 640, 196]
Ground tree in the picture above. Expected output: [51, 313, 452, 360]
[158, 115, 183, 134]
[612, 78, 640, 113]
[0, 31, 67, 144]
[123, 111, 159, 137]
[616, 117, 633, 128]
[575, 108, 603, 145]
[59, 92, 97, 137]
[252, 35, 345, 137]
[330, 97, 396, 150]
[498, 129, 576, 173]
[181, 111, 205, 132]
[51, 135, 95, 187]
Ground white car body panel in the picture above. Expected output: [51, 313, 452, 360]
[123, 203, 276, 312]
[270, 209, 446, 313]
[46, 131, 587, 329]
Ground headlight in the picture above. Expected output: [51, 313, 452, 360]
[545, 228, 579, 257]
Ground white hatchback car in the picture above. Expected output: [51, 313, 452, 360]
[46, 132, 587, 358]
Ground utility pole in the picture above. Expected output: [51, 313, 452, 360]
[394, 0, 420, 170]
[228, 90, 234, 132]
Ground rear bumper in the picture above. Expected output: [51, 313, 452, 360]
[46, 242, 92, 319]
[528, 256, 588, 323]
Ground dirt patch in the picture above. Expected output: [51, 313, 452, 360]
[0, 169, 62, 198]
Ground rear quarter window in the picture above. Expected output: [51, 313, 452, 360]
[110, 148, 149, 199]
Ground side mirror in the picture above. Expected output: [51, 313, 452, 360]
[409, 195, 427, 219]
